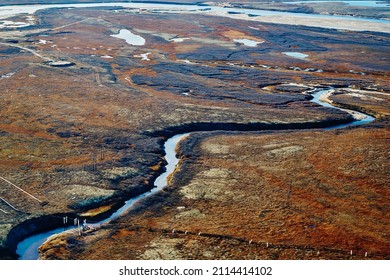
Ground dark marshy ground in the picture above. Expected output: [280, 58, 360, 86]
[0, 1, 389, 259]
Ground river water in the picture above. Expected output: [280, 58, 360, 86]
[311, 89, 375, 129]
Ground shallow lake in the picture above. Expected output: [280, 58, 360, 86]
[234, 39, 263, 47]
[283, 52, 309, 59]
[111, 29, 145, 46]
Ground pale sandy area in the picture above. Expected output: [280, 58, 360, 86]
[206, 10, 390, 33]
[319, 90, 368, 120]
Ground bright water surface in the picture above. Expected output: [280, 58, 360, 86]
[234, 39, 263, 47]
[110, 29, 145, 46]
[283, 52, 309, 59]
[285, 1, 390, 8]
[311, 89, 375, 130]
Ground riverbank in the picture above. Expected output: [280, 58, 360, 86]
[37, 122, 390, 260]
[32, 90, 388, 259]
[7, 84, 378, 259]
[7, 112, 356, 259]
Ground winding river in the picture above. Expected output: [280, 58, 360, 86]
[311, 89, 375, 129]
[16, 133, 190, 260]
[15, 88, 375, 259]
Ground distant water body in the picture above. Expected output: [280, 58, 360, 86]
[283, 52, 309, 59]
[234, 38, 264, 47]
[110, 29, 146, 46]
[0, 1, 389, 33]
[285, 1, 390, 8]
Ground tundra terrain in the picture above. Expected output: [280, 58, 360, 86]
[0, 0, 389, 259]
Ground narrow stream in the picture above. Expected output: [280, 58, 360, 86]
[311, 88, 375, 130]
[14, 87, 375, 260]
[100, 133, 191, 224]
[16, 133, 190, 260]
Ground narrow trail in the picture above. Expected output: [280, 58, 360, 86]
[50, 17, 98, 31]
[0, 176, 42, 203]
[0, 42, 52, 62]
[0, 196, 20, 212]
